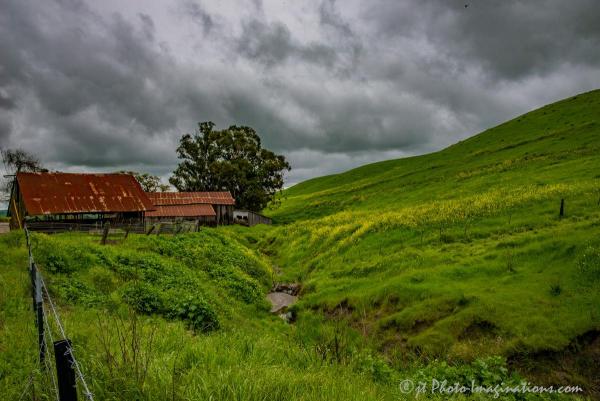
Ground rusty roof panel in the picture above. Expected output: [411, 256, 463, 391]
[17, 172, 155, 215]
[145, 204, 216, 217]
[146, 191, 235, 205]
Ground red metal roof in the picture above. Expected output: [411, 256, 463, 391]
[145, 204, 216, 217]
[146, 191, 235, 205]
[17, 172, 155, 215]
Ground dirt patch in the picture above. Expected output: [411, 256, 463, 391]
[509, 330, 600, 398]
[323, 298, 355, 318]
[459, 319, 498, 340]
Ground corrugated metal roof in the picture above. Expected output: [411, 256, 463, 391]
[146, 191, 235, 205]
[146, 204, 216, 217]
[17, 172, 155, 215]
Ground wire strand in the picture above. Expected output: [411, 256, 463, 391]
[26, 226, 95, 401]
[16, 375, 33, 401]
[43, 308, 61, 401]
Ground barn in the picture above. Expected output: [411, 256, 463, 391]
[7, 172, 155, 231]
[145, 192, 235, 225]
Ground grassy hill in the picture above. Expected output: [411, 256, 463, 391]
[269, 90, 600, 222]
[256, 90, 600, 389]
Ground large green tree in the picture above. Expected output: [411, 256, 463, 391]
[169, 122, 290, 211]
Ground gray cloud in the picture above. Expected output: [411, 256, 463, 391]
[0, 0, 599, 197]
[236, 19, 338, 68]
[364, 0, 600, 81]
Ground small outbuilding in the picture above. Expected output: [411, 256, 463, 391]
[145, 192, 235, 225]
[233, 210, 272, 226]
[7, 172, 155, 230]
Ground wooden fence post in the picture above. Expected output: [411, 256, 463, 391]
[101, 222, 110, 245]
[54, 339, 78, 401]
[559, 198, 565, 218]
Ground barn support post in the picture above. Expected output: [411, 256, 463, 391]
[54, 339, 78, 401]
[146, 224, 156, 235]
[101, 222, 110, 245]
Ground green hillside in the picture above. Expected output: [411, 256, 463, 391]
[257, 90, 600, 389]
[270, 90, 599, 223]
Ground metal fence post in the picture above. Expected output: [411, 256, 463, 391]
[54, 339, 78, 401]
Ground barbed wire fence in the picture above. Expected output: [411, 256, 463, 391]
[20, 225, 95, 401]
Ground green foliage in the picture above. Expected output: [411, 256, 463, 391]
[354, 352, 395, 384]
[122, 282, 164, 314]
[55, 278, 104, 307]
[169, 121, 291, 211]
[168, 295, 220, 332]
[26, 230, 271, 334]
[412, 356, 529, 398]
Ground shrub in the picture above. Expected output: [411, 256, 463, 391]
[354, 352, 394, 384]
[413, 356, 525, 397]
[122, 283, 163, 314]
[89, 266, 117, 294]
[44, 253, 72, 273]
[56, 278, 103, 307]
[167, 295, 219, 333]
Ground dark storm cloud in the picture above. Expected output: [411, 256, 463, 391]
[236, 19, 337, 68]
[181, 1, 214, 35]
[365, 0, 600, 81]
[0, 0, 599, 189]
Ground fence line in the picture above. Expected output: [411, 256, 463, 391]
[24, 225, 95, 401]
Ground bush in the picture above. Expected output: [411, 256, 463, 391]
[122, 283, 163, 314]
[354, 352, 394, 384]
[89, 266, 117, 294]
[167, 295, 219, 333]
[413, 356, 526, 396]
[56, 278, 103, 307]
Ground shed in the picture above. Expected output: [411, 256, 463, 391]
[145, 191, 235, 225]
[7, 172, 154, 230]
[233, 210, 272, 226]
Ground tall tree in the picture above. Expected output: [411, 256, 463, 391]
[1, 148, 45, 201]
[170, 122, 290, 211]
[118, 171, 170, 192]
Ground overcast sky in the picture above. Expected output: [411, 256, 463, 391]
[1, 0, 599, 193]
